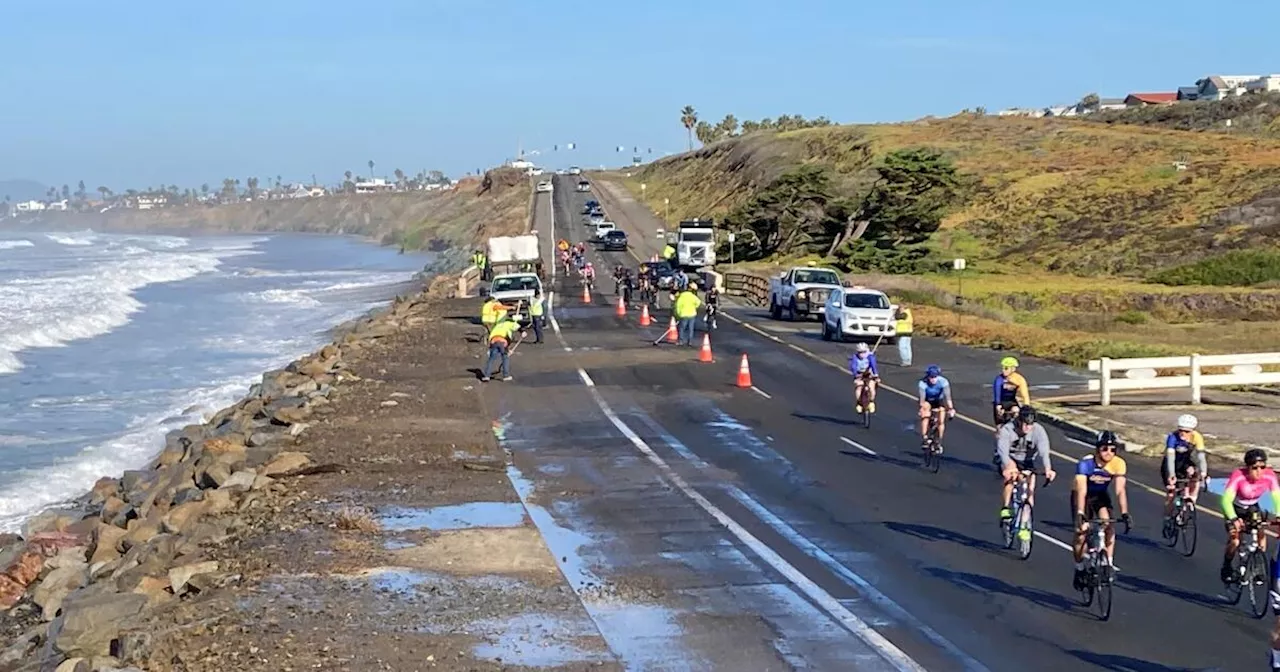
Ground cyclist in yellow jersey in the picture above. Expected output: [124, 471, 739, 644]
[993, 356, 1031, 427]
[1161, 414, 1208, 539]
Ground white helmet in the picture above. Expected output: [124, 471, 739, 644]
[1176, 414, 1198, 431]
[854, 342, 870, 353]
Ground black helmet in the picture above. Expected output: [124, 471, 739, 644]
[1016, 405, 1037, 424]
[1245, 448, 1268, 467]
[1096, 430, 1119, 448]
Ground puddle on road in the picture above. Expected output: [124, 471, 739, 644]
[468, 613, 614, 667]
[379, 502, 528, 532]
[590, 603, 698, 671]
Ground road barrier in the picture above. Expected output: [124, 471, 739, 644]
[1088, 352, 1280, 405]
[456, 265, 481, 298]
[723, 272, 770, 306]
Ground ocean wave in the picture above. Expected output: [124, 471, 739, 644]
[0, 240, 34, 250]
[45, 232, 96, 246]
[0, 377, 254, 532]
[0, 249, 227, 375]
[245, 288, 323, 308]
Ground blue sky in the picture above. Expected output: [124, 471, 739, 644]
[1, 0, 1275, 191]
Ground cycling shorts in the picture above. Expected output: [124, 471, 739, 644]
[1159, 455, 1199, 484]
[1231, 502, 1263, 522]
[923, 396, 947, 409]
[994, 452, 1038, 474]
[1072, 491, 1114, 522]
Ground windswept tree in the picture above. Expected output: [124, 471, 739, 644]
[1079, 92, 1100, 112]
[368, 159, 375, 178]
[694, 120, 716, 145]
[394, 168, 405, 186]
[680, 105, 698, 151]
[97, 186, 109, 201]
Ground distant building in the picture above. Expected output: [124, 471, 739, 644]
[354, 178, 393, 194]
[1124, 92, 1178, 107]
[1097, 97, 1127, 111]
[14, 200, 45, 212]
[1246, 75, 1280, 93]
[1195, 75, 1259, 101]
[135, 195, 167, 210]
[508, 159, 535, 170]
[1177, 86, 1200, 101]
[46, 200, 68, 211]
[996, 107, 1045, 118]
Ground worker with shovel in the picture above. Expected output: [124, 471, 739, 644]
[481, 313, 525, 382]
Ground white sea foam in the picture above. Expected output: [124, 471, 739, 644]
[0, 249, 227, 374]
[0, 240, 34, 250]
[45, 232, 95, 246]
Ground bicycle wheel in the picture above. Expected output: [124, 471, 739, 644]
[1093, 551, 1113, 621]
[861, 394, 871, 430]
[1017, 503, 1034, 560]
[1247, 549, 1270, 618]
[927, 429, 941, 473]
[1001, 506, 1016, 550]
[1176, 505, 1197, 557]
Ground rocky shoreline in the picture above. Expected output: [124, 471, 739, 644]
[0, 280, 452, 671]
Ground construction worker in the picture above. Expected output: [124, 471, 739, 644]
[529, 289, 545, 344]
[673, 280, 703, 346]
[661, 242, 676, 261]
[472, 249, 488, 281]
[481, 296, 509, 330]
[896, 304, 914, 367]
[481, 314, 524, 382]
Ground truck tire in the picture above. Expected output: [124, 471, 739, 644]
[821, 320, 832, 341]
[770, 299, 781, 320]
[788, 299, 798, 322]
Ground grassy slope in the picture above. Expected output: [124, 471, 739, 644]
[616, 116, 1280, 363]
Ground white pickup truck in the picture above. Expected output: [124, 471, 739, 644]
[768, 266, 842, 321]
[487, 272, 543, 326]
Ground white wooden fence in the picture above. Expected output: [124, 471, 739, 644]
[1088, 352, 1280, 405]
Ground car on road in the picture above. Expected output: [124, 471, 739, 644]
[582, 199, 600, 214]
[769, 265, 842, 321]
[569, 166, 582, 175]
[821, 285, 898, 343]
[576, 180, 591, 193]
[593, 221, 617, 240]
[600, 229, 628, 251]
[486, 272, 543, 327]
[536, 180, 553, 193]
[586, 212, 605, 227]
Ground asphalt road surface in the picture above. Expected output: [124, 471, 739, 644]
[493, 177, 1259, 671]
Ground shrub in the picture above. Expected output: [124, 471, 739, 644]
[1115, 310, 1148, 325]
[1149, 250, 1280, 286]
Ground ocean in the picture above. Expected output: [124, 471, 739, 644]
[0, 230, 437, 532]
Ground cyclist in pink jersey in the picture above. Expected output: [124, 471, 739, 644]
[1221, 448, 1280, 583]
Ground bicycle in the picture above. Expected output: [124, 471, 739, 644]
[1002, 470, 1042, 560]
[1077, 516, 1125, 621]
[1223, 510, 1274, 619]
[1162, 478, 1199, 557]
[854, 373, 876, 430]
[704, 303, 719, 331]
[921, 408, 945, 473]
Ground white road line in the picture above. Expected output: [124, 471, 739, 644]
[751, 385, 773, 399]
[575, 367, 927, 672]
[1067, 437, 1094, 448]
[840, 436, 877, 456]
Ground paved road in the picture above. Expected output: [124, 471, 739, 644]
[498, 178, 1265, 670]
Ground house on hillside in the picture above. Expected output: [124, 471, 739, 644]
[135, 195, 167, 210]
[1097, 98, 1127, 112]
[1177, 86, 1200, 101]
[1246, 75, 1280, 93]
[14, 200, 45, 212]
[1043, 105, 1080, 117]
[996, 107, 1045, 118]
[1195, 75, 1259, 101]
[1124, 92, 1177, 107]
[46, 200, 68, 211]
[354, 178, 393, 194]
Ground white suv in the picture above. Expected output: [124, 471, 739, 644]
[821, 286, 897, 342]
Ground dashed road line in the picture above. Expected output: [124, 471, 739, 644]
[840, 436, 877, 456]
[751, 385, 773, 399]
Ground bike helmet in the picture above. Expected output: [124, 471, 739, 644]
[585, 262, 592, 268]
[1096, 430, 1120, 448]
[925, 365, 942, 378]
[1017, 405, 1037, 424]
[1000, 356, 1019, 369]
[1176, 414, 1198, 431]
[1245, 448, 1268, 467]
[855, 342, 870, 353]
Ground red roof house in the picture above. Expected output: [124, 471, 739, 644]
[1124, 92, 1178, 107]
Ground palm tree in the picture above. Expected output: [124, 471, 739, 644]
[201, 184, 209, 198]
[368, 160, 375, 178]
[97, 186, 109, 201]
[680, 106, 698, 151]
[394, 168, 405, 187]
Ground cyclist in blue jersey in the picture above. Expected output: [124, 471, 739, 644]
[849, 342, 880, 414]
[918, 365, 956, 452]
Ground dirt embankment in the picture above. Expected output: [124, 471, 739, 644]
[13, 167, 531, 253]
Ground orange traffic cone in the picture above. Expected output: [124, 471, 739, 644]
[639, 303, 652, 326]
[736, 353, 753, 388]
[615, 295, 627, 316]
[582, 284, 591, 303]
[698, 334, 714, 362]
[666, 316, 678, 343]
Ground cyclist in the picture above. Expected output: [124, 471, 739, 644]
[917, 365, 955, 452]
[560, 249, 572, 276]
[1072, 431, 1131, 590]
[704, 284, 720, 329]
[993, 356, 1031, 426]
[557, 238, 570, 253]
[849, 342, 880, 414]
[1220, 448, 1280, 584]
[997, 406, 1056, 524]
[582, 262, 595, 289]
[613, 265, 627, 293]
[1161, 414, 1208, 540]
[619, 268, 635, 305]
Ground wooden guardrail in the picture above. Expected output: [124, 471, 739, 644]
[1088, 352, 1280, 405]
[723, 272, 770, 306]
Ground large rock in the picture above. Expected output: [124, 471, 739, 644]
[168, 560, 218, 595]
[50, 590, 148, 656]
[195, 461, 233, 490]
[0, 575, 24, 610]
[24, 508, 81, 538]
[55, 658, 90, 672]
[33, 563, 89, 620]
[261, 451, 312, 476]
[91, 525, 127, 566]
[28, 530, 91, 558]
[271, 405, 311, 426]
[120, 519, 160, 551]
[89, 478, 120, 506]
[160, 501, 209, 535]
[356, 321, 400, 339]
[201, 488, 237, 516]
[100, 497, 131, 527]
[6, 550, 44, 585]
[260, 369, 312, 399]
[218, 470, 256, 493]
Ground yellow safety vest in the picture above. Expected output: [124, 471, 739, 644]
[489, 320, 519, 345]
[662, 245, 676, 260]
[673, 291, 702, 319]
[897, 308, 914, 335]
[529, 297, 544, 317]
